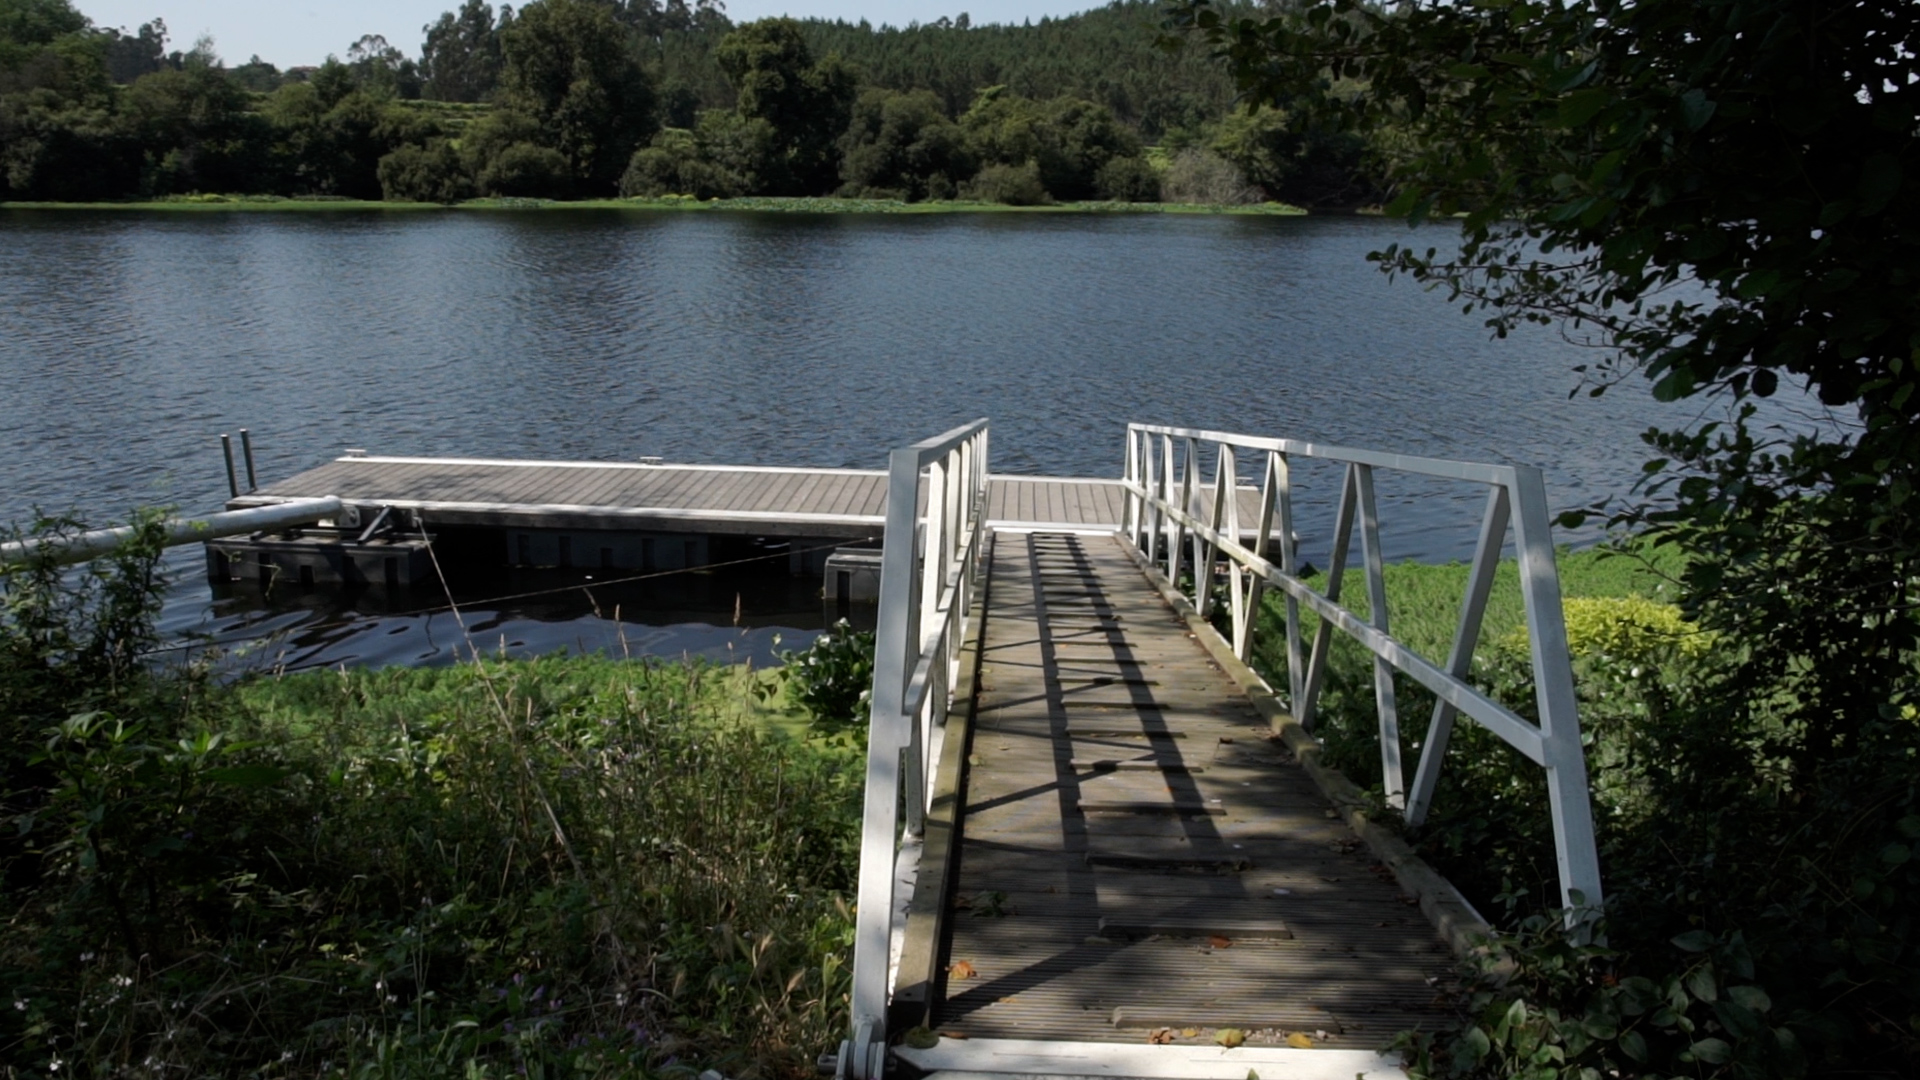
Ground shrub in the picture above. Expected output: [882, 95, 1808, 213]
[477, 140, 573, 198]
[618, 127, 745, 200]
[377, 139, 474, 203]
[960, 161, 1050, 206]
[1095, 155, 1160, 202]
[779, 619, 875, 737]
[1160, 147, 1259, 205]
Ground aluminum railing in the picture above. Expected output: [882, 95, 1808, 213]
[0, 498, 346, 568]
[1121, 423, 1604, 913]
[840, 419, 990, 1080]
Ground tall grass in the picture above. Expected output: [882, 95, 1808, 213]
[3, 575, 862, 1080]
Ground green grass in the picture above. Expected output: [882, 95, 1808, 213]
[1253, 537, 1689, 666]
[3, 194, 1308, 215]
[3, 653, 860, 1080]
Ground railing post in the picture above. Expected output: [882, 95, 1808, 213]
[1510, 466, 1605, 914]
[1353, 464, 1404, 809]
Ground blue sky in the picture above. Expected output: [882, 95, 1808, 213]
[76, 0, 1102, 68]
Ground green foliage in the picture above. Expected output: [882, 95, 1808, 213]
[620, 124, 746, 199]
[778, 618, 875, 737]
[121, 59, 266, 195]
[1158, 146, 1256, 205]
[837, 86, 971, 201]
[1208, 104, 1378, 208]
[1247, 538, 1920, 1073]
[497, 0, 656, 192]
[715, 18, 856, 195]
[1094, 153, 1159, 202]
[0, 514, 862, 1078]
[794, 1, 1244, 139]
[1175, 1, 1920, 1069]
[960, 160, 1048, 206]
[1400, 915, 1803, 1079]
[477, 140, 572, 197]
[421, 0, 503, 104]
[378, 138, 473, 202]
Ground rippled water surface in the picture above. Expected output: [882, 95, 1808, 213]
[0, 209, 1763, 669]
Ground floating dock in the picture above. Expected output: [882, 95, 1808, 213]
[211, 452, 1270, 589]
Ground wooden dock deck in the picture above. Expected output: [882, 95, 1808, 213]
[228, 454, 1281, 539]
[232, 454, 1131, 536]
[925, 531, 1457, 1052]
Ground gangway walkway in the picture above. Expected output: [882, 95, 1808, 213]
[840, 419, 1604, 1080]
[935, 530, 1456, 1044]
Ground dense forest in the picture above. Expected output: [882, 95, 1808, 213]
[0, 0, 1379, 206]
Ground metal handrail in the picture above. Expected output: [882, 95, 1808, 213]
[0, 498, 346, 568]
[1120, 422, 1604, 914]
[840, 419, 990, 1080]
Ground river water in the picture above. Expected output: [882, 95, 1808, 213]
[0, 208, 1779, 670]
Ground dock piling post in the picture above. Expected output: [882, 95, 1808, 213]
[239, 429, 258, 492]
[220, 434, 239, 499]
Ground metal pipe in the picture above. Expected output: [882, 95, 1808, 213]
[0, 497, 345, 569]
[239, 428, 258, 492]
[220, 434, 239, 499]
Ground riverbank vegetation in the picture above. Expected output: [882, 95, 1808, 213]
[1180, 0, 1920, 1075]
[0, 0, 1377, 209]
[0, 520, 864, 1079]
[0, 193, 1306, 214]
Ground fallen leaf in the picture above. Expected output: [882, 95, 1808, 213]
[1180, 1028, 1199, 1038]
[1285, 1032, 1313, 1049]
[940, 1031, 968, 1040]
[1147, 1028, 1175, 1045]
[1246, 1071, 1260, 1080]
[948, 960, 978, 979]
[1208, 935, 1232, 949]
[1215, 1028, 1246, 1049]
[997, 995, 1019, 1004]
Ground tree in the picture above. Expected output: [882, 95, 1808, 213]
[1173, 0, 1920, 1072]
[99, 18, 166, 84]
[497, 0, 656, 192]
[378, 138, 472, 201]
[420, 0, 501, 102]
[837, 87, 971, 200]
[960, 87, 1147, 202]
[714, 18, 855, 194]
[121, 52, 267, 194]
[346, 33, 421, 99]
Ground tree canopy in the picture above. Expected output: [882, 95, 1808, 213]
[1172, 0, 1920, 1073]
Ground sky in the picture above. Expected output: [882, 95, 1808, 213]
[75, 0, 1103, 69]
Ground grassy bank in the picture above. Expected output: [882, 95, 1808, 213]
[1, 194, 1307, 215]
[1, 649, 862, 1079]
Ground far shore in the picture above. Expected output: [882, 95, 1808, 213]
[0, 194, 1311, 215]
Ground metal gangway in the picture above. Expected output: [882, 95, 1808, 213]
[833, 420, 1602, 1080]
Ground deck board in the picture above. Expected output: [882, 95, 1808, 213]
[935, 532, 1458, 1051]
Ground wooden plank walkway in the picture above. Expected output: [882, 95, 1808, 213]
[233, 455, 1140, 537]
[937, 532, 1457, 1051]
